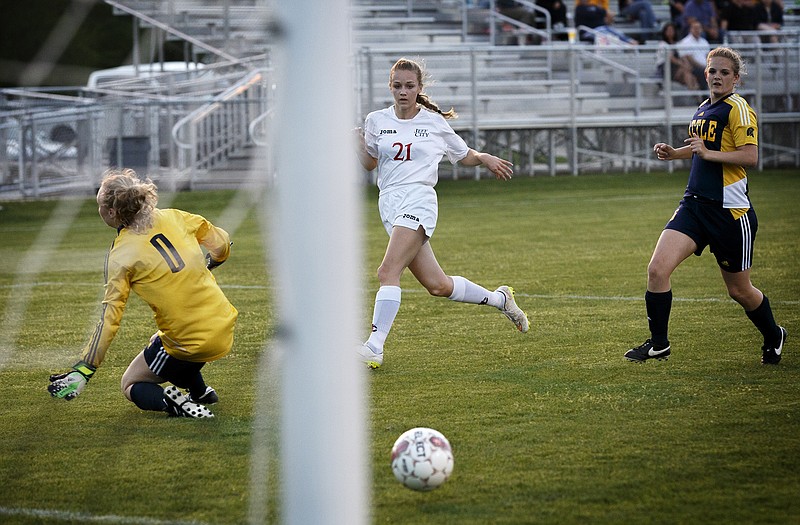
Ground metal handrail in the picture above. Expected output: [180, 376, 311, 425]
[488, 0, 552, 44]
[171, 70, 264, 180]
[172, 70, 263, 150]
[249, 108, 275, 148]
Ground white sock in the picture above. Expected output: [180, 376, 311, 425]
[366, 285, 401, 353]
[448, 276, 503, 308]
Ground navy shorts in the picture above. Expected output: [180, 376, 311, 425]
[665, 195, 758, 273]
[143, 335, 205, 387]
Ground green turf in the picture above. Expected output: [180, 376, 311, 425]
[0, 170, 798, 524]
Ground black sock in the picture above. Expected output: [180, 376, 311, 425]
[130, 382, 168, 412]
[746, 295, 781, 347]
[646, 290, 672, 348]
[187, 372, 208, 401]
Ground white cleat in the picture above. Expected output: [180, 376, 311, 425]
[164, 385, 214, 418]
[496, 285, 530, 333]
[357, 342, 384, 369]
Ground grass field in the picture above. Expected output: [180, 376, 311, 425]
[0, 170, 798, 524]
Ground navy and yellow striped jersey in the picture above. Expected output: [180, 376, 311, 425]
[685, 92, 758, 216]
[81, 208, 238, 367]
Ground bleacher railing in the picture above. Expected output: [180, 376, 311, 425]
[171, 70, 268, 183]
[1, 37, 798, 198]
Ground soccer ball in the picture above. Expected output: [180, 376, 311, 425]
[390, 427, 454, 491]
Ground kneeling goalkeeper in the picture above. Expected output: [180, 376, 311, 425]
[48, 168, 238, 418]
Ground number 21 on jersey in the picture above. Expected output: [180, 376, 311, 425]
[393, 142, 412, 161]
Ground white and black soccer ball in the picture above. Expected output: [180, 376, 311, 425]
[390, 427, 454, 491]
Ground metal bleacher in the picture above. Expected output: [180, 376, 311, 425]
[1, 0, 798, 198]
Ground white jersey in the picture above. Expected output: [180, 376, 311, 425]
[363, 106, 469, 193]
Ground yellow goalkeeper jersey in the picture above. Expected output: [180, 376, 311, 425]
[81, 208, 238, 367]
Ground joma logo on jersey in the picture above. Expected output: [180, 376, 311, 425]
[380, 129, 397, 134]
[747, 127, 755, 137]
[689, 118, 717, 142]
[402, 213, 420, 222]
[414, 129, 429, 137]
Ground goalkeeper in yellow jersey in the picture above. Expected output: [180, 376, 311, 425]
[48, 168, 238, 418]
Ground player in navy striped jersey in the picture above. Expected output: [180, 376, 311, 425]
[625, 47, 786, 364]
[354, 58, 530, 369]
[48, 169, 238, 416]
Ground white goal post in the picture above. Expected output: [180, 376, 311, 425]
[266, 1, 368, 524]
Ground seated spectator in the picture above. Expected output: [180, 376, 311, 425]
[656, 22, 700, 89]
[619, 0, 659, 40]
[588, 0, 611, 10]
[681, 0, 722, 41]
[755, 0, 784, 42]
[537, 0, 569, 30]
[720, 0, 758, 42]
[497, 0, 537, 27]
[575, 0, 639, 43]
[669, 0, 687, 26]
[676, 18, 710, 88]
[497, 0, 539, 44]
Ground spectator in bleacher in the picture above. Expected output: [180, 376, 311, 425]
[536, 0, 569, 32]
[677, 18, 710, 87]
[720, 0, 758, 42]
[497, 0, 539, 44]
[669, 0, 687, 26]
[496, 0, 537, 27]
[681, 0, 722, 41]
[588, 0, 611, 11]
[656, 22, 701, 89]
[619, 0, 660, 40]
[627, 46, 787, 366]
[755, 0, 784, 42]
[575, 0, 639, 43]
[354, 58, 530, 370]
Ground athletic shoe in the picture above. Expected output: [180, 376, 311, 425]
[624, 339, 671, 362]
[189, 386, 219, 405]
[496, 286, 530, 333]
[762, 326, 787, 365]
[357, 342, 383, 369]
[164, 385, 214, 418]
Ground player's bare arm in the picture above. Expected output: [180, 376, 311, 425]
[653, 142, 692, 161]
[683, 137, 758, 167]
[354, 127, 378, 171]
[459, 149, 514, 180]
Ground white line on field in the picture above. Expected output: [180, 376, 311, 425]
[2, 280, 797, 305]
[0, 506, 211, 525]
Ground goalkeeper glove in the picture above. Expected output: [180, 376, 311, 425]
[206, 241, 233, 271]
[206, 252, 224, 270]
[48, 360, 96, 400]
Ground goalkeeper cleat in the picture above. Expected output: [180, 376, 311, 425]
[624, 339, 671, 362]
[496, 286, 530, 333]
[164, 385, 214, 418]
[357, 342, 383, 369]
[761, 326, 787, 365]
[189, 386, 219, 405]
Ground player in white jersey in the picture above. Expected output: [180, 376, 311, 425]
[354, 57, 530, 369]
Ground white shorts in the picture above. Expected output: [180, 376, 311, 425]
[378, 184, 438, 237]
